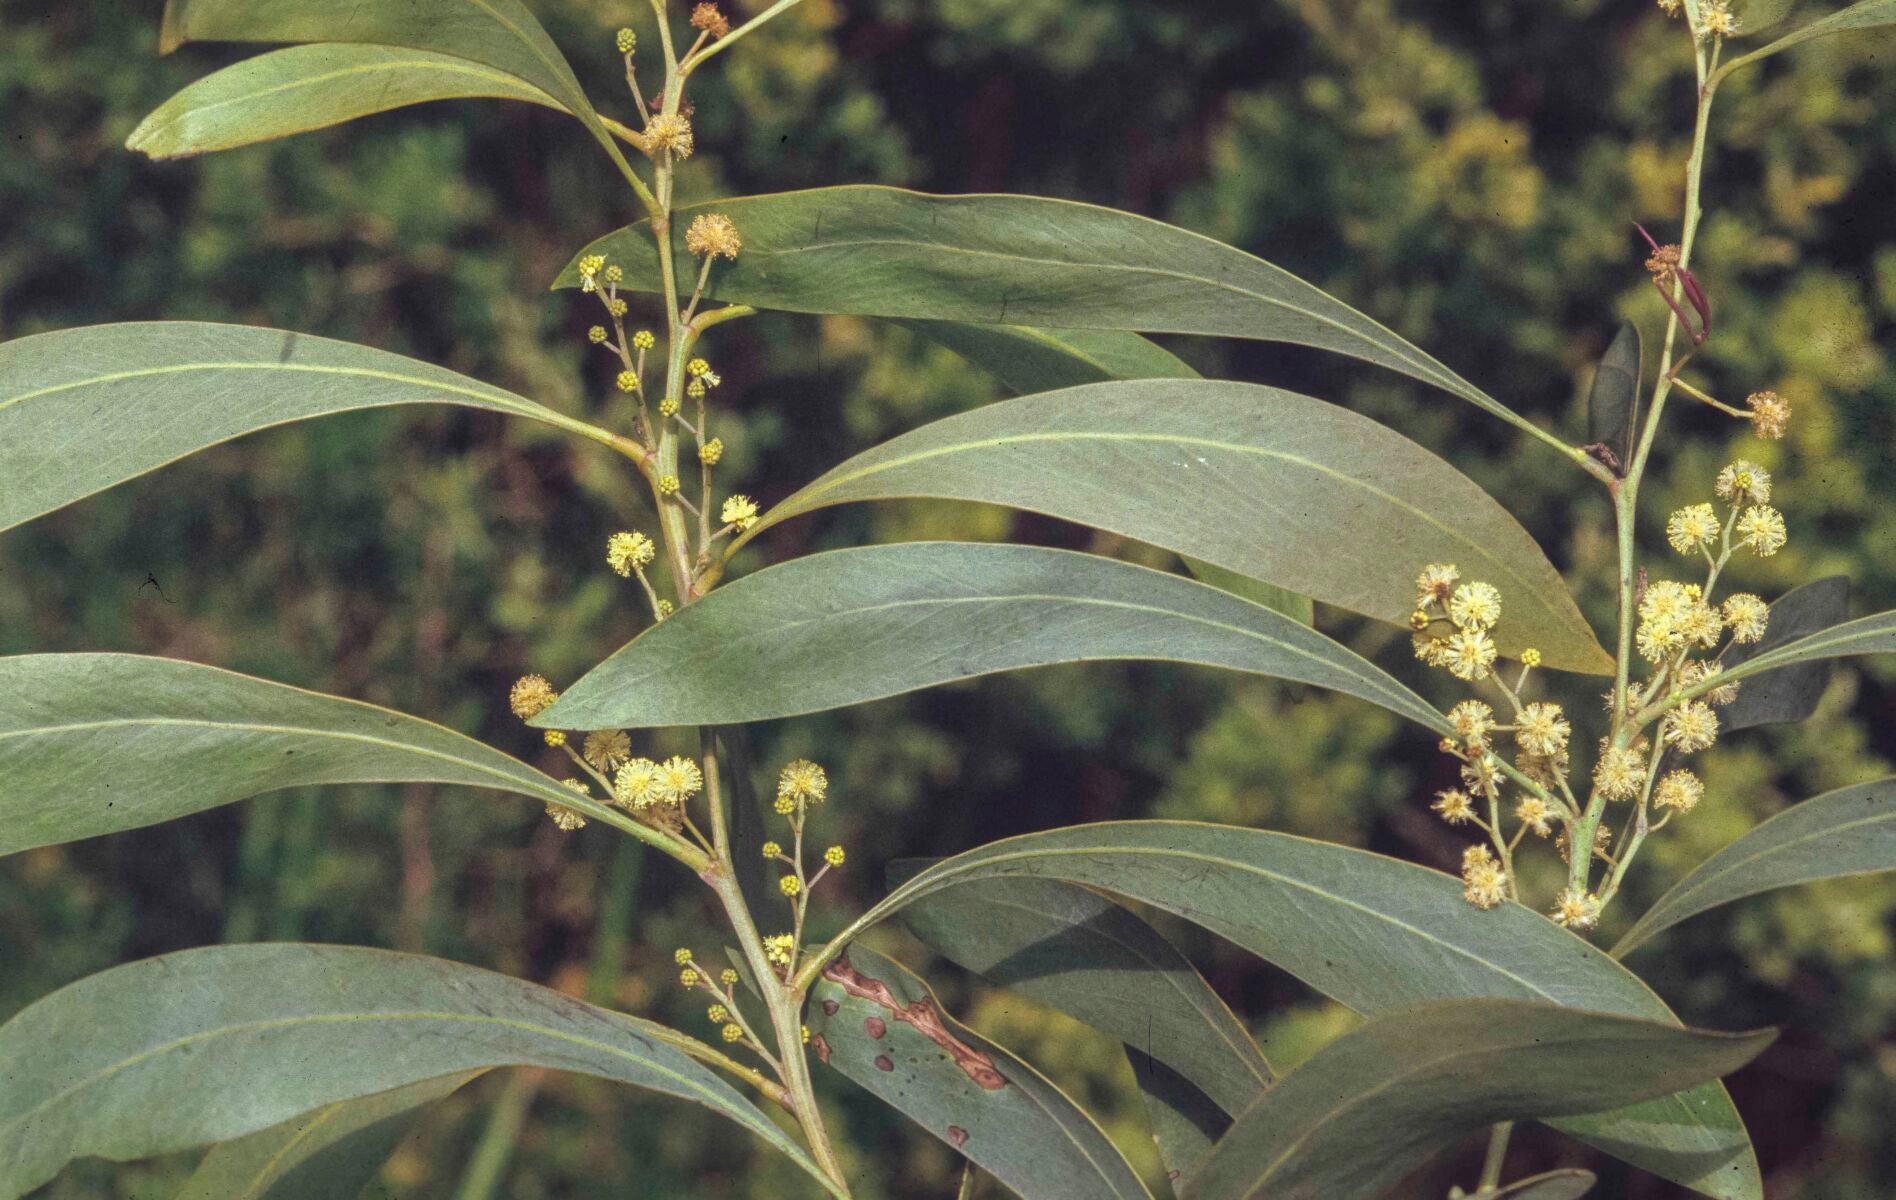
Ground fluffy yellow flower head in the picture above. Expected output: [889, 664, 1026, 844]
[606, 530, 655, 577]
[720, 495, 759, 530]
[1664, 701, 1720, 753]
[1654, 769, 1704, 812]
[1442, 628, 1497, 681]
[583, 729, 631, 771]
[1552, 888, 1602, 930]
[1697, 0, 1739, 38]
[1667, 503, 1720, 555]
[691, 3, 731, 36]
[1716, 461, 1771, 506]
[763, 934, 796, 966]
[613, 758, 661, 810]
[1745, 390, 1789, 438]
[685, 213, 742, 260]
[1515, 702, 1571, 757]
[1415, 563, 1460, 607]
[778, 759, 829, 807]
[1723, 593, 1769, 643]
[655, 756, 704, 805]
[545, 798, 587, 830]
[1737, 506, 1786, 556]
[1460, 845, 1508, 910]
[1432, 789, 1476, 824]
[509, 674, 558, 719]
[649, 113, 694, 159]
[1593, 741, 1647, 801]
[1448, 700, 1496, 741]
[1448, 581, 1501, 630]
[1515, 796, 1554, 837]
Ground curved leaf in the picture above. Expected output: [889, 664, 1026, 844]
[1584, 321, 1640, 476]
[1704, 609, 1895, 693]
[1183, 556, 1314, 627]
[538, 542, 1452, 736]
[898, 874, 1273, 1116]
[176, 1073, 481, 1200]
[1181, 1000, 1771, 1200]
[0, 944, 840, 1200]
[722, 381, 1609, 672]
[1719, 576, 1850, 731]
[153, 0, 639, 180]
[806, 943, 1152, 1200]
[557, 186, 1552, 440]
[0, 653, 632, 856]
[128, 45, 564, 160]
[1716, 0, 1896, 79]
[0, 322, 625, 534]
[821, 821, 1761, 1200]
[1614, 778, 1896, 957]
[898, 320, 1198, 392]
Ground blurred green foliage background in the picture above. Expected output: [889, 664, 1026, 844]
[2, 0, 1892, 1196]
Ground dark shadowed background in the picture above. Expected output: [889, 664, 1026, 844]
[2, 0, 1892, 1196]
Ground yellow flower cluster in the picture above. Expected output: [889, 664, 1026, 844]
[720, 494, 758, 531]
[611, 755, 703, 810]
[509, 674, 558, 719]
[764, 934, 796, 966]
[606, 530, 655, 577]
[649, 113, 694, 159]
[1411, 564, 1503, 682]
[685, 213, 741, 260]
[775, 759, 828, 814]
[1461, 845, 1508, 909]
[1636, 580, 1722, 662]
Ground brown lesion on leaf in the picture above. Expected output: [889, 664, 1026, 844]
[822, 951, 1008, 1090]
[811, 1033, 831, 1064]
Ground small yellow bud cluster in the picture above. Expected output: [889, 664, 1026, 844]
[657, 474, 681, 495]
[823, 845, 846, 868]
[700, 437, 725, 465]
[779, 874, 802, 897]
[685, 213, 741, 260]
[1432, 788, 1476, 825]
[721, 1022, 745, 1043]
[1410, 564, 1503, 682]
[587, 325, 608, 344]
[675, 948, 695, 966]
[616, 369, 640, 393]
[576, 254, 607, 293]
[761, 840, 782, 858]
[615, 27, 636, 54]
[543, 730, 566, 747]
[632, 330, 656, 351]
[720, 968, 738, 985]
[606, 530, 656, 577]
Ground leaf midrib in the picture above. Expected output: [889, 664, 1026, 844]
[572, 585, 1442, 732]
[753, 427, 1582, 651]
[0, 361, 531, 418]
[134, 56, 555, 141]
[0, 715, 567, 806]
[0, 1010, 733, 1155]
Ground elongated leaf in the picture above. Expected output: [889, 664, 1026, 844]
[898, 875, 1272, 1117]
[899, 321, 1198, 392]
[539, 542, 1452, 736]
[1180, 1000, 1772, 1200]
[557, 186, 1537, 433]
[899, 321, 1317, 629]
[154, 0, 639, 180]
[1490, 1170, 1598, 1200]
[128, 45, 563, 160]
[806, 943, 1152, 1200]
[1711, 608, 1895, 691]
[1128, 1048, 1229, 1187]
[177, 1073, 480, 1200]
[0, 322, 621, 535]
[826, 821, 1761, 1200]
[0, 654, 629, 856]
[1719, 576, 1850, 731]
[1614, 778, 1896, 956]
[1585, 322, 1640, 476]
[720, 381, 1608, 672]
[1717, 0, 1896, 78]
[0, 944, 840, 1200]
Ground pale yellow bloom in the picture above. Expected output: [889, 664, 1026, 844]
[649, 113, 694, 159]
[778, 759, 829, 806]
[1664, 701, 1720, 753]
[1442, 628, 1497, 681]
[1654, 769, 1704, 812]
[1448, 581, 1501, 630]
[1461, 845, 1508, 909]
[685, 213, 741, 259]
[1448, 700, 1496, 741]
[1515, 702, 1571, 757]
[1552, 888, 1601, 930]
[1514, 796, 1554, 837]
[1723, 593, 1769, 643]
[1716, 461, 1771, 506]
[720, 494, 759, 531]
[1593, 741, 1647, 801]
[1737, 506, 1786, 556]
[613, 757, 661, 810]
[1432, 789, 1476, 825]
[1745, 390, 1789, 438]
[1667, 503, 1720, 554]
[583, 729, 631, 771]
[654, 756, 704, 805]
[1415, 563, 1459, 607]
[509, 674, 558, 719]
[606, 530, 656, 577]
